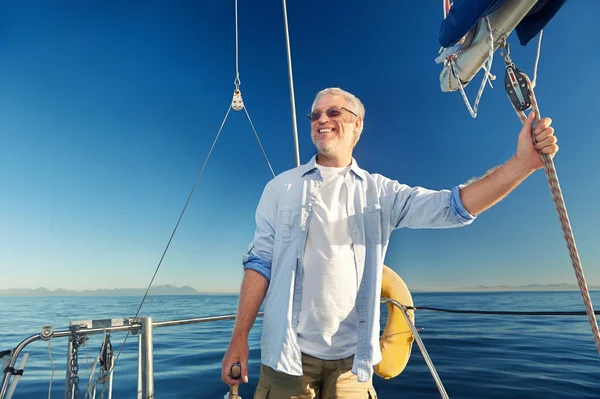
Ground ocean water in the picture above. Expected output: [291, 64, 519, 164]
[1, 292, 599, 399]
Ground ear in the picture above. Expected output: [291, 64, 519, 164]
[354, 116, 363, 134]
[353, 118, 363, 147]
[352, 132, 360, 148]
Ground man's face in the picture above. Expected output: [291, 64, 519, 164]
[310, 94, 360, 158]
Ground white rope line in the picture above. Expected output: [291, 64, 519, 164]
[243, 106, 276, 178]
[85, 330, 108, 399]
[531, 30, 543, 89]
[85, 356, 99, 399]
[451, 17, 495, 118]
[380, 330, 414, 340]
[47, 337, 54, 399]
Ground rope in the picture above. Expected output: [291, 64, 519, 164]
[243, 106, 276, 178]
[380, 330, 414, 341]
[531, 30, 543, 89]
[510, 73, 600, 355]
[47, 337, 54, 399]
[111, 106, 233, 371]
[282, 0, 301, 167]
[85, 330, 108, 399]
[450, 17, 495, 118]
[407, 306, 600, 316]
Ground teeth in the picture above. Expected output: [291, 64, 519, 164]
[319, 128, 332, 133]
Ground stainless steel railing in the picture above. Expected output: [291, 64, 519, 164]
[1, 301, 448, 399]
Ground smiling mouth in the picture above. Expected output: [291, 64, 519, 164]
[318, 128, 335, 134]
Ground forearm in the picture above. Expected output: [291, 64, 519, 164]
[460, 156, 535, 216]
[231, 269, 269, 340]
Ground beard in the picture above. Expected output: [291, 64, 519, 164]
[312, 125, 354, 156]
[312, 135, 340, 155]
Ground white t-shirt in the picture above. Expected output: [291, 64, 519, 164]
[296, 164, 359, 360]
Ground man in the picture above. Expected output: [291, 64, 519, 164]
[221, 87, 558, 398]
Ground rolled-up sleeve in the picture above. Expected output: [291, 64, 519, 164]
[450, 185, 476, 223]
[387, 178, 476, 229]
[243, 182, 277, 281]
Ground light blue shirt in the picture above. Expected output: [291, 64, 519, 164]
[243, 155, 475, 382]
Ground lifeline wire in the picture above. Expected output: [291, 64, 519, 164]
[405, 306, 600, 316]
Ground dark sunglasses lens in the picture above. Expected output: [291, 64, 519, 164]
[326, 108, 342, 117]
[308, 107, 343, 121]
[309, 111, 321, 121]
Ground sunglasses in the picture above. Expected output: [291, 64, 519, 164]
[306, 106, 357, 121]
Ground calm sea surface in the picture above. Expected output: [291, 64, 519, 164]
[1, 292, 599, 398]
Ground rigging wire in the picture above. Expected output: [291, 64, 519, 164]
[244, 106, 276, 178]
[111, 0, 278, 371]
[111, 106, 233, 370]
[282, 0, 301, 167]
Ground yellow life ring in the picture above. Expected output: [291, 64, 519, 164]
[374, 265, 415, 379]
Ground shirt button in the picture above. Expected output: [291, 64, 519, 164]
[293, 315, 297, 320]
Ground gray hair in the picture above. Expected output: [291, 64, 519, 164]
[311, 87, 365, 138]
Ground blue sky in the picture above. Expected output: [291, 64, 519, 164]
[1, 1, 598, 292]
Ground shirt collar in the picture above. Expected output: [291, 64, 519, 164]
[301, 154, 367, 181]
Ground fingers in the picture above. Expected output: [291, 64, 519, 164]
[533, 117, 552, 141]
[222, 361, 238, 386]
[534, 133, 558, 156]
[533, 116, 551, 131]
[221, 361, 232, 386]
[540, 143, 559, 155]
[221, 357, 248, 386]
[221, 355, 236, 386]
[241, 358, 249, 383]
[534, 134, 557, 149]
[534, 126, 554, 141]
[532, 117, 557, 155]
[520, 111, 536, 136]
[517, 112, 559, 161]
[221, 337, 250, 387]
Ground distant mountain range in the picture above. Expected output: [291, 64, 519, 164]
[450, 283, 600, 292]
[1, 283, 597, 296]
[0, 285, 204, 297]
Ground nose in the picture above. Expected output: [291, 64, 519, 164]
[317, 111, 330, 124]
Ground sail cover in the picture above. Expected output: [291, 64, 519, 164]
[439, 0, 567, 48]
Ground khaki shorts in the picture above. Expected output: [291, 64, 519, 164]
[253, 353, 378, 399]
